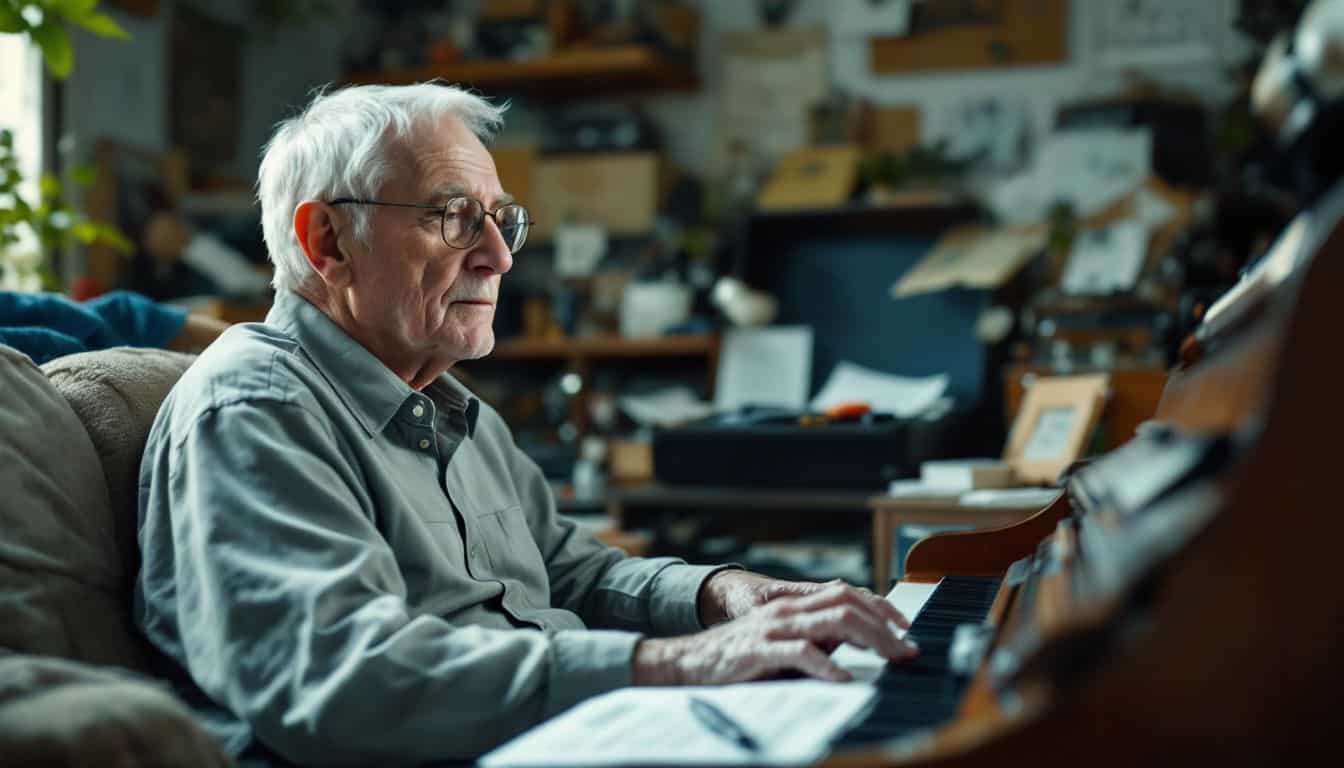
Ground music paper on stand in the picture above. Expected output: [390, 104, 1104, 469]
[810, 361, 947, 417]
[714, 326, 813, 412]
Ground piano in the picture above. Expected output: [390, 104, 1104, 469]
[819, 35, 1344, 764]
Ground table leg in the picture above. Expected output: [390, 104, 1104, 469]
[871, 509, 898, 591]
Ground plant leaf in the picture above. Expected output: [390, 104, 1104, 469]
[29, 20, 74, 79]
[70, 219, 100, 242]
[0, 4, 28, 33]
[48, 0, 101, 15]
[68, 163, 98, 187]
[70, 12, 130, 39]
[84, 219, 133, 253]
[39, 172, 63, 200]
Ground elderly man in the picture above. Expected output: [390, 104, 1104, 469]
[135, 83, 916, 765]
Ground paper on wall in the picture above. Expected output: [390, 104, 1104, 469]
[717, 26, 828, 169]
[987, 129, 1152, 226]
[810, 361, 947, 418]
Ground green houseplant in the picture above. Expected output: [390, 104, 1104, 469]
[0, 0, 133, 291]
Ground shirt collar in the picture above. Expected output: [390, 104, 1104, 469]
[266, 290, 477, 438]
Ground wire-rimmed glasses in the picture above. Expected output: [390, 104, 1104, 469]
[328, 196, 531, 253]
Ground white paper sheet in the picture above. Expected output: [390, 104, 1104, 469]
[831, 580, 939, 683]
[1061, 221, 1150, 295]
[618, 386, 715, 427]
[810, 361, 947, 418]
[714, 326, 813, 412]
[480, 681, 876, 767]
[958, 488, 1062, 508]
[886, 479, 962, 498]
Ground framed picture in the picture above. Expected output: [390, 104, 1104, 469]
[1004, 373, 1109, 484]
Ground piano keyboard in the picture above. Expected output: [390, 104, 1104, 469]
[839, 575, 1004, 746]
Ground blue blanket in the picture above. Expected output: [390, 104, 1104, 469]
[0, 290, 187, 364]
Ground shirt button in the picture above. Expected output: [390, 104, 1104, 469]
[418, 438, 431, 450]
[412, 403, 425, 418]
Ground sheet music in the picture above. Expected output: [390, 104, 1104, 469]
[831, 580, 939, 683]
[480, 681, 875, 767]
[482, 582, 940, 765]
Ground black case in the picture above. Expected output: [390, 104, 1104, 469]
[652, 409, 982, 491]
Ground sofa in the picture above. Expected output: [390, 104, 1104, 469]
[0, 342, 229, 766]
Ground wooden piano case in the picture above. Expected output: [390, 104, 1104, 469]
[824, 203, 1344, 766]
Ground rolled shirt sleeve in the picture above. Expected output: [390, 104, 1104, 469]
[137, 397, 640, 764]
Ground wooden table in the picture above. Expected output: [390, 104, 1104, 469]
[867, 494, 1055, 591]
[603, 485, 1053, 590]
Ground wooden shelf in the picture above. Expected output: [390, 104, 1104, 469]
[344, 45, 698, 98]
[487, 333, 718, 361]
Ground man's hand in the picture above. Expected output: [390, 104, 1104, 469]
[698, 571, 907, 627]
[636, 582, 918, 686]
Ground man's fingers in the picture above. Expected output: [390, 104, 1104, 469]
[779, 584, 913, 632]
[762, 640, 852, 682]
[774, 605, 915, 660]
[866, 591, 912, 630]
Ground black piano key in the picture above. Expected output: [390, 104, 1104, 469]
[838, 575, 1003, 746]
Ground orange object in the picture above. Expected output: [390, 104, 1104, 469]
[822, 401, 870, 419]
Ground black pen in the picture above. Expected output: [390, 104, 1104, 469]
[688, 695, 762, 753]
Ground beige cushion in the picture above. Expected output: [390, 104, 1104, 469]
[0, 345, 153, 671]
[43, 348, 195, 591]
[0, 652, 228, 767]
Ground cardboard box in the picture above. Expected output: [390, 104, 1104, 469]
[492, 143, 536, 209]
[531, 152, 660, 241]
[756, 145, 860, 212]
[890, 224, 1046, 298]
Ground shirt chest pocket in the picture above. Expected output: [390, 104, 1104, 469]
[476, 505, 548, 579]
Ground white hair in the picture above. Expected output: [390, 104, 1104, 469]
[257, 83, 507, 292]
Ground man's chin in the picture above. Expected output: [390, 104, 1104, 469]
[458, 330, 496, 361]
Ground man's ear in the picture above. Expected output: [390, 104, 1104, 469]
[293, 200, 353, 289]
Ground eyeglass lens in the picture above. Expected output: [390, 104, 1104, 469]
[442, 198, 530, 253]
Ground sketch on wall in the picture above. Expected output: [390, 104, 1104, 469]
[1091, 0, 1229, 69]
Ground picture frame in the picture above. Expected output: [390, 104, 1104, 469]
[1003, 373, 1109, 484]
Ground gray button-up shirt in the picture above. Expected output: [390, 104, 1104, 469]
[135, 290, 725, 765]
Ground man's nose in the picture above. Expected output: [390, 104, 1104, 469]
[467, 216, 514, 275]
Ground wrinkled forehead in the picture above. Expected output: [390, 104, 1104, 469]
[380, 116, 506, 204]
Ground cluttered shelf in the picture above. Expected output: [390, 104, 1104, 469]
[343, 44, 698, 97]
[486, 333, 718, 361]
